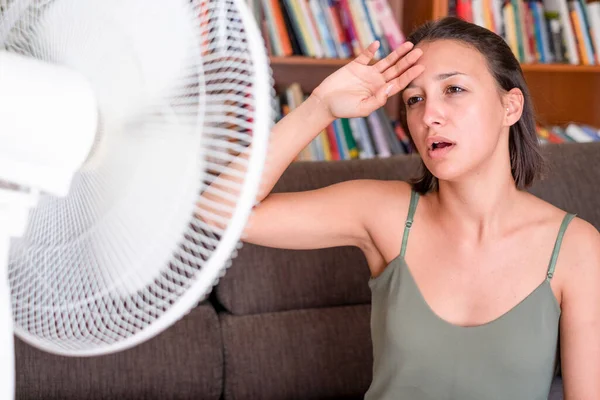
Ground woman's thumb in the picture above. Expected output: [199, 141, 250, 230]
[363, 83, 392, 112]
[377, 83, 395, 106]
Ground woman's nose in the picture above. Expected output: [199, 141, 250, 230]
[422, 98, 445, 128]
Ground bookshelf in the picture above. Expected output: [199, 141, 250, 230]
[267, 0, 600, 129]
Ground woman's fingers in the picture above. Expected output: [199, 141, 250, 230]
[382, 64, 426, 99]
[374, 41, 415, 73]
[360, 64, 424, 114]
[354, 41, 381, 65]
[382, 47, 424, 83]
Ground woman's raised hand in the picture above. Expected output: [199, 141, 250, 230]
[311, 41, 425, 119]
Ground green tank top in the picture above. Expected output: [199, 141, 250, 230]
[365, 190, 576, 400]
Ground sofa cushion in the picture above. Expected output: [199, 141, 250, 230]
[220, 304, 373, 400]
[529, 142, 600, 230]
[218, 244, 372, 315]
[15, 304, 223, 400]
[216, 142, 600, 315]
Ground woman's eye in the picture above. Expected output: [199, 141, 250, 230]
[406, 96, 423, 106]
[446, 86, 464, 94]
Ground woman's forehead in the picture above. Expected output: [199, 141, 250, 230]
[412, 40, 491, 83]
[415, 40, 485, 71]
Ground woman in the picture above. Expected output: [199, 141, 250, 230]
[204, 17, 600, 399]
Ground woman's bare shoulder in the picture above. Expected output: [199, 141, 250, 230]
[526, 193, 598, 242]
[525, 193, 600, 279]
[559, 214, 600, 271]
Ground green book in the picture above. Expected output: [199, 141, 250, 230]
[340, 118, 359, 159]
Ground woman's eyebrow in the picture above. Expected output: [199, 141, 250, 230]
[405, 71, 467, 89]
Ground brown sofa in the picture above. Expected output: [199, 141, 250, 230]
[15, 142, 600, 399]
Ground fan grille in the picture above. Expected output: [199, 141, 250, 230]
[3, 0, 273, 355]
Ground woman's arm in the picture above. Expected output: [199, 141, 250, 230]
[559, 219, 600, 398]
[198, 41, 424, 251]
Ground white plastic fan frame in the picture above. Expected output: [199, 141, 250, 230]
[7, 0, 271, 358]
[0, 0, 272, 398]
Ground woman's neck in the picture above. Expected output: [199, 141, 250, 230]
[432, 163, 522, 244]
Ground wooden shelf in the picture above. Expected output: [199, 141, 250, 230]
[270, 56, 349, 67]
[270, 57, 346, 93]
[521, 64, 600, 73]
[522, 67, 600, 127]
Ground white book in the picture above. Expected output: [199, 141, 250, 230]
[565, 124, 595, 142]
[586, 2, 600, 64]
[471, 0, 486, 29]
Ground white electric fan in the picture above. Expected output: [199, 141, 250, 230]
[0, 0, 273, 398]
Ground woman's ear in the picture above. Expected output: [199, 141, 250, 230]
[503, 88, 524, 126]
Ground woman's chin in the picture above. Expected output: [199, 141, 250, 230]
[424, 164, 465, 182]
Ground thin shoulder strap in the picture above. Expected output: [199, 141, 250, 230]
[547, 212, 577, 280]
[400, 189, 419, 259]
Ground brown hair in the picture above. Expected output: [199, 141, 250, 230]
[399, 16, 545, 194]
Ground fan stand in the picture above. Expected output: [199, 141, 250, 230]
[0, 188, 40, 400]
[0, 237, 15, 400]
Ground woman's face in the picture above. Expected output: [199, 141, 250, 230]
[401, 39, 512, 183]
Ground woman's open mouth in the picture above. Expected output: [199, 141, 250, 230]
[427, 140, 455, 159]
